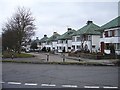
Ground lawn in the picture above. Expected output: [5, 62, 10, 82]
[2, 51, 34, 58]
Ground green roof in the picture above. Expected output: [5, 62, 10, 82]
[47, 33, 60, 42]
[57, 29, 76, 40]
[98, 16, 120, 31]
[74, 21, 100, 36]
[40, 35, 48, 42]
[33, 38, 40, 43]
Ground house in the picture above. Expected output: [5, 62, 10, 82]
[57, 28, 76, 52]
[98, 16, 120, 55]
[22, 39, 32, 52]
[31, 37, 41, 51]
[39, 35, 48, 50]
[45, 32, 60, 52]
[72, 21, 100, 52]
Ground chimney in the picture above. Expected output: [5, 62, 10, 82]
[36, 37, 39, 40]
[44, 34, 47, 37]
[53, 32, 57, 35]
[68, 28, 72, 31]
[87, 21, 93, 25]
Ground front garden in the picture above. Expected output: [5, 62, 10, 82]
[68, 51, 120, 60]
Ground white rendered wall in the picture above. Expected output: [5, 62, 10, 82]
[92, 35, 100, 52]
[52, 41, 57, 50]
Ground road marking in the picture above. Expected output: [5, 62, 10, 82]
[84, 86, 99, 88]
[8, 82, 21, 85]
[0, 82, 5, 84]
[24, 83, 38, 86]
[103, 86, 118, 88]
[41, 84, 56, 87]
[62, 85, 78, 88]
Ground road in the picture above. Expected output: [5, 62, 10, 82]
[2, 63, 119, 88]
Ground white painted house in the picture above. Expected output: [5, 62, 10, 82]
[57, 28, 76, 52]
[39, 35, 48, 50]
[72, 21, 100, 52]
[45, 32, 60, 52]
[98, 16, 120, 55]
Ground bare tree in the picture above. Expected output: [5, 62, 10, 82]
[2, 7, 35, 53]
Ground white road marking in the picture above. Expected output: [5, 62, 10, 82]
[8, 82, 21, 85]
[24, 83, 38, 86]
[84, 86, 99, 88]
[2, 81, 118, 89]
[41, 84, 56, 87]
[62, 85, 78, 88]
[103, 86, 118, 88]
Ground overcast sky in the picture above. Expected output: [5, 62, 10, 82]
[0, 0, 119, 39]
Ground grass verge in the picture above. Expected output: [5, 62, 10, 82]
[1, 60, 117, 66]
[2, 51, 35, 58]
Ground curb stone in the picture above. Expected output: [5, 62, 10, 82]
[1, 60, 117, 66]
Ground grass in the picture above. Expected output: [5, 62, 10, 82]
[2, 51, 34, 58]
[1, 60, 117, 66]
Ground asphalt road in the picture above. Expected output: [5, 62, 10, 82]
[2, 63, 119, 88]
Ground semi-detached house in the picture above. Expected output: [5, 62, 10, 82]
[39, 35, 48, 50]
[72, 21, 100, 52]
[97, 16, 120, 55]
[45, 32, 60, 52]
[57, 28, 76, 52]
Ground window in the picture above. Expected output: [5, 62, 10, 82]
[66, 40, 68, 44]
[39, 42, 41, 45]
[59, 47, 62, 49]
[112, 30, 115, 37]
[92, 45, 96, 48]
[100, 33, 103, 38]
[118, 29, 120, 36]
[88, 35, 91, 40]
[77, 45, 81, 49]
[76, 37, 81, 41]
[72, 37, 75, 42]
[105, 43, 110, 49]
[83, 35, 88, 41]
[72, 45, 75, 50]
[105, 31, 108, 37]
[117, 43, 120, 50]
[110, 30, 115, 37]
[68, 47, 71, 49]
[59, 40, 63, 43]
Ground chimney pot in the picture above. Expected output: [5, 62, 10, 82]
[44, 35, 47, 37]
[53, 32, 57, 35]
[68, 28, 72, 31]
[36, 37, 39, 39]
[87, 21, 93, 25]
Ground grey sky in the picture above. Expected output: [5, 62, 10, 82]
[0, 0, 119, 39]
